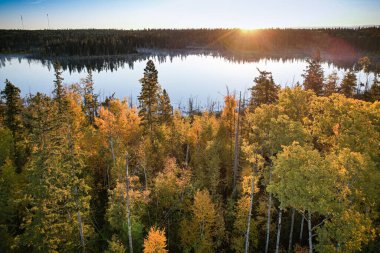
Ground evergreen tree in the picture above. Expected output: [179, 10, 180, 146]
[250, 69, 280, 108]
[158, 89, 173, 124]
[324, 71, 339, 96]
[82, 69, 99, 125]
[302, 57, 324, 96]
[53, 62, 66, 112]
[15, 93, 93, 252]
[138, 60, 160, 131]
[1, 79, 23, 136]
[340, 70, 357, 98]
[357, 56, 371, 92]
[1, 80, 26, 172]
[368, 75, 380, 101]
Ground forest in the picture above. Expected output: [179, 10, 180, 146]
[1, 28, 380, 61]
[1, 55, 380, 253]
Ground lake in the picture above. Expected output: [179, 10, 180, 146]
[0, 51, 373, 109]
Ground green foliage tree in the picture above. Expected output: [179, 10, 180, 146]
[151, 158, 191, 250]
[180, 189, 225, 253]
[268, 142, 350, 253]
[324, 71, 339, 96]
[340, 70, 357, 98]
[0, 158, 24, 251]
[250, 69, 280, 108]
[1, 79, 23, 136]
[368, 75, 380, 101]
[106, 178, 148, 253]
[138, 60, 160, 131]
[53, 62, 66, 112]
[81, 69, 99, 125]
[302, 57, 324, 96]
[315, 210, 375, 253]
[1, 80, 26, 172]
[15, 92, 93, 252]
[158, 89, 173, 124]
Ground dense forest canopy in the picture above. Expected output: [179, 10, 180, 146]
[1, 28, 380, 59]
[1, 58, 380, 252]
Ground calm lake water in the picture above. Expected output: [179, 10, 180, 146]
[0, 52, 373, 108]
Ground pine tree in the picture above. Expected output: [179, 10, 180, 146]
[1, 80, 26, 172]
[324, 71, 339, 96]
[302, 58, 324, 96]
[15, 92, 93, 252]
[1, 79, 23, 136]
[358, 56, 371, 92]
[82, 69, 98, 125]
[158, 89, 173, 124]
[250, 68, 280, 108]
[53, 62, 66, 112]
[340, 70, 357, 98]
[138, 60, 160, 131]
[368, 75, 380, 101]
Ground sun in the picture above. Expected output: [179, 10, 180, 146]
[239, 28, 258, 34]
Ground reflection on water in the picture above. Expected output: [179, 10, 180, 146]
[0, 50, 375, 108]
[0, 49, 368, 73]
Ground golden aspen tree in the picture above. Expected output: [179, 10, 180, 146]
[180, 189, 225, 253]
[143, 227, 168, 253]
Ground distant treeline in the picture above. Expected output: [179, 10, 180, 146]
[1, 28, 380, 57]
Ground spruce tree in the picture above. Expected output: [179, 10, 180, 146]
[324, 71, 339, 96]
[1, 80, 26, 172]
[138, 60, 160, 130]
[53, 62, 66, 112]
[340, 70, 357, 98]
[302, 57, 324, 96]
[1, 79, 23, 136]
[250, 68, 280, 108]
[16, 93, 93, 252]
[82, 69, 98, 125]
[368, 75, 380, 101]
[158, 89, 173, 124]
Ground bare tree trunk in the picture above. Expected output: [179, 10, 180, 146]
[185, 143, 189, 166]
[308, 211, 313, 253]
[106, 165, 110, 189]
[74, 186, 86, 253]
[288, 208, 295, 253]
[142, 164, 151, 225]
[244, 164, 255, 253]
[275, 209, 282, 253]
[72, 184, 86, 253]
[232, 92, 241, 197]
[125, 154, 133, 253]
[143, 165, 148, 191]
[299, 214, 304, 242]
[109, 137, 116, 181]
[265, 166, 273, 253]
[109, 137, 115, 164]
[77, 210, 86, 253]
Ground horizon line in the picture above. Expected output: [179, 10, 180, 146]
[1, 25, 380, 31]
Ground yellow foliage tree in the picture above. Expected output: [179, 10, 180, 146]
[180, 189, 225, 253]
[143, 227, 168, 253]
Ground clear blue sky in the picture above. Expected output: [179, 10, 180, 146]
[0, 0, 379, 30]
